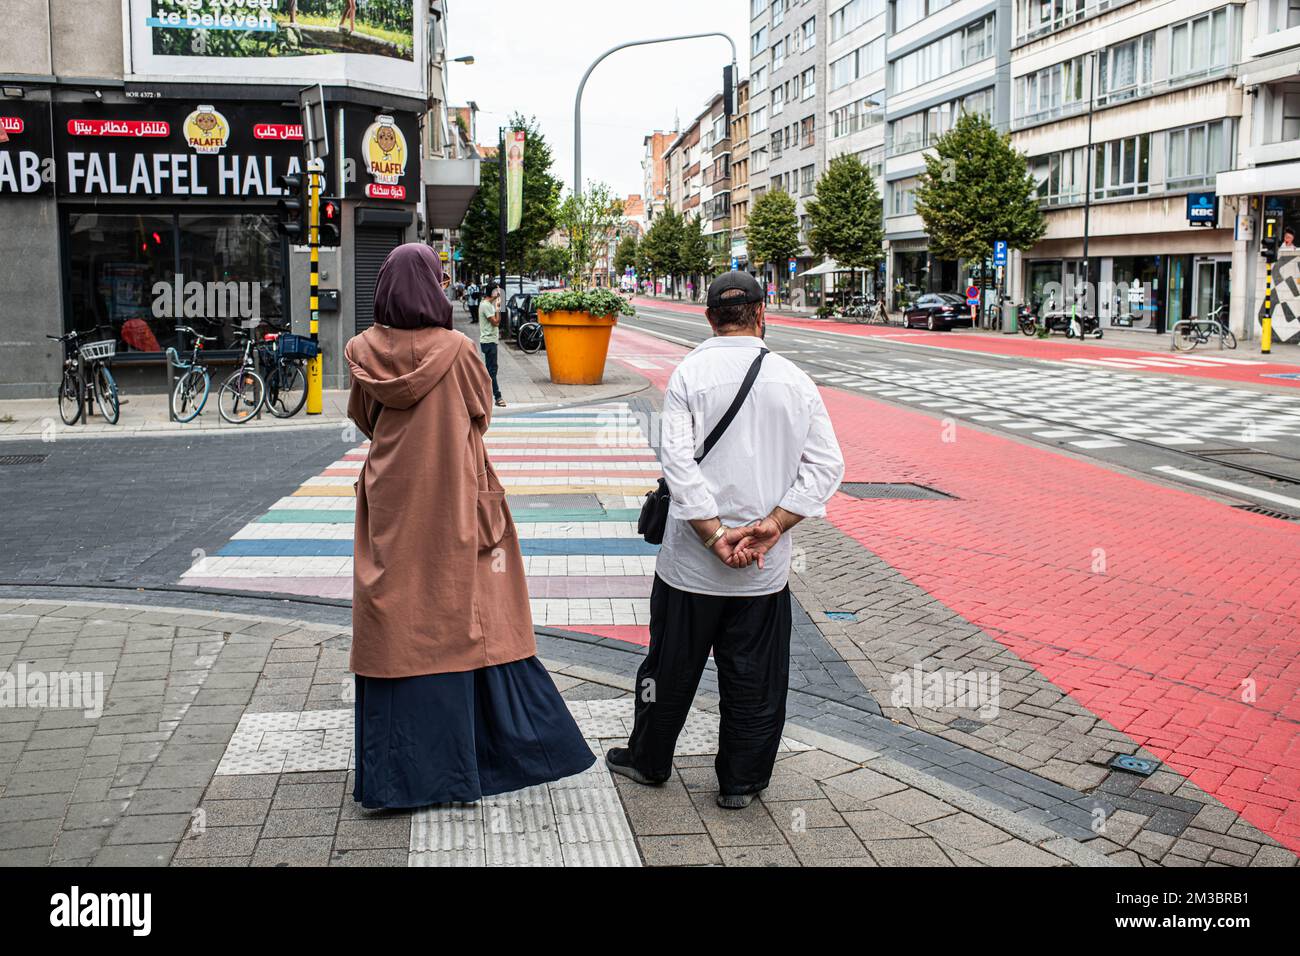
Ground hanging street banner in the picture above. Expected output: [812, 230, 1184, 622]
[506, 129, 525, 233]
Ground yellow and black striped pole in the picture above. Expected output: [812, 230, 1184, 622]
[306, 157, 324, 414]
[1262, 217, 1275, 356]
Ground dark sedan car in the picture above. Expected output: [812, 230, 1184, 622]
[903, 293, 975, 331]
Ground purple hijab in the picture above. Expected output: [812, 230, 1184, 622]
[372, 243, 454, 330]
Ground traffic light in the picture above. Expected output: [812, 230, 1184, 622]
[276, 173, 305, 242]
[1262, 236, 1278, 263]
[319, 196, 341, 248]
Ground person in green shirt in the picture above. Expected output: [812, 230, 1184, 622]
[477, 282, 505, 407]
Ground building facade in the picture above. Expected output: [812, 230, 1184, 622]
[731, 79, 753, 270]
[0, 0, 478, 399]
[642, 130, 673, 223]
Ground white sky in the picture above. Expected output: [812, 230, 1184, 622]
[446, 0, 751, 199]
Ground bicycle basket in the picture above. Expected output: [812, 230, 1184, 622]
[277, 333, 319, 359]
[78, 339, 116, 362]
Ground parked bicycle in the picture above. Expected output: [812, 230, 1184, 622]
[214, 330, 267, 425]
[47, 327, 120, 426]
[258, 328, 313, 419]
[842, 295, 889, 325]
[1172, 305, 1235, 352]
[168, 325, 217, 423]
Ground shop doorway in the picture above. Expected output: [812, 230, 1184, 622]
[1193, 257, 1231, 322]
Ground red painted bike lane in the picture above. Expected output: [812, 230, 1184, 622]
[632, 296, 1300, 389]
[611, 322, 1300, 853]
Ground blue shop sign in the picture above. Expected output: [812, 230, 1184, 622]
[1186, 192, 1218, 226]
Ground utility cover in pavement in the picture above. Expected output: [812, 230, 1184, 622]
[839, 482, 954, 500]
[509, 494, 605, 511]
[0, 455, 47, 466]
[824, 611, 857, 621]
[1108, 754, 1160, 777]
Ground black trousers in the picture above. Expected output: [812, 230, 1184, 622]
[480, 342, 501, 400]
[626, 575, 792, 795]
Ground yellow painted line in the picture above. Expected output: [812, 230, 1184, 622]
[291, 487, 355, 497]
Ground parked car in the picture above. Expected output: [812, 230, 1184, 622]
[903, 293, 974, 331]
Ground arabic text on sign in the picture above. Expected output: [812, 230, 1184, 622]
[67, 120, 171, 138]
[0, 117, 23, 135]
[365, 183, 406, 201]
[253, 124, 304, 141]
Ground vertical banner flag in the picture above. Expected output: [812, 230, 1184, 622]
[507, 130, 525, 233]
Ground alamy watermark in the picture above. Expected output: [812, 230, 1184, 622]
[890, 664, 1000, 719]
[0, 664, 104, 719]
[151, 272, 262, 325]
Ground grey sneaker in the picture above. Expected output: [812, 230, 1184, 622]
[605, 748, 663, 786]
[716, 791, 761, 810]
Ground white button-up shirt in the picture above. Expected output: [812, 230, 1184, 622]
[657, 335, 845, 596]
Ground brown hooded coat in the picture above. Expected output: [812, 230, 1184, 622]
[345, 324, 535, 677]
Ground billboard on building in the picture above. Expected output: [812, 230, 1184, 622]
[125, 1, 422, 96]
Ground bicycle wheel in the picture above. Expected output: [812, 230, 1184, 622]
[1222, 330, 1237, 350]
[518, 323, 544, 355]
[57, 366, 82, 426]
[92, 363, 120, 425]
[217, 368, 265, 424]
[1172, 323, 1198, 352]
[172, 368, 209, 423]
[265, 362, 307, 418]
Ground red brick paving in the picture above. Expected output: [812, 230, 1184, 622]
[610, 323, 1300, 853]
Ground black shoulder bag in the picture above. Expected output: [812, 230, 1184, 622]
[638, 349, 769, 545]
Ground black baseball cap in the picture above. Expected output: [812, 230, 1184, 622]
[706, 271, 765, 309]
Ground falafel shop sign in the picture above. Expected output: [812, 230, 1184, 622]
[51, 101, 320, 198]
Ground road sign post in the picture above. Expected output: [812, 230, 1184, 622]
[306, 157, 324, 415]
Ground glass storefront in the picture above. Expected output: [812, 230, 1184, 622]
[65, 210, 287, 355]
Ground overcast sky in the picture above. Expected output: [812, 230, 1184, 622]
[447, 0, 751, 199]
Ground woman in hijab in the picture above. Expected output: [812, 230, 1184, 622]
[344, 243, 594, 809]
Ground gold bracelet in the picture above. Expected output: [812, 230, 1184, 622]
[702, 525, 727, 549]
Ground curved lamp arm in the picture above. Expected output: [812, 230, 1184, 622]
[574, 32, 738, 198]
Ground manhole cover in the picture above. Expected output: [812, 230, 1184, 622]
[1108, 754, 1160, 777]
[839, 482, 954, 500]
[0, 454, 47, 466]
[508, 493, 604, 511]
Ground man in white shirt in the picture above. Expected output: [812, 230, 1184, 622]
[607, 272, 845, 809]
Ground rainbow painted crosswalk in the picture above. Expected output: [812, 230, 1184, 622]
[181, 402, 659, 645]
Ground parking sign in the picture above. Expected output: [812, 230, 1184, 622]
[994, 241, 1008, 266]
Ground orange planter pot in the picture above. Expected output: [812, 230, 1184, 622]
[537, 310, 618, 385]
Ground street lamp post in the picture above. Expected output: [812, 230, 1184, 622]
[574, 32, 737, 198]
[1080, 51, 1097, 323]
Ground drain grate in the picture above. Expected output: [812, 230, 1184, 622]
[1108, 754, 1160, 777]
[839, 482, 954, 500]
[0, 454, 47, 466]
[1233, 505, 1298, 522]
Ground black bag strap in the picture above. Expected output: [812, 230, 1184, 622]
[695, 349, 769, 464]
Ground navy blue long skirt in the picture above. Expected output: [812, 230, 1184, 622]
[352, 657, 596, 810]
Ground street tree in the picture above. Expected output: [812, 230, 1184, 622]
[558, 182, 623, 289]
[914, 111, 1045, 305]
[640, 209, 686, 295]
[679, 215, 713, 297]
[612, 234, 639, 280]
[806, 154, 884, 299]
[747, 188, 801, 304]
[458, 114, 563, 282]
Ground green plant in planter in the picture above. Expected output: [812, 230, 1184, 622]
[535, 289, 635, 319]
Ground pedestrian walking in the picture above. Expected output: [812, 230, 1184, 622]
[478, 281, 506, 407]
[344, 244, 593, 809]
[607, 271, 845, 809]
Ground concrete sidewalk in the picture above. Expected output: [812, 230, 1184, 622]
[0, 596, 1130, 867]
[0, 329, 648, 442]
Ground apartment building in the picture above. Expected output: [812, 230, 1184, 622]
[1217, 0, 1300, 344]
[642, 131, 674, 223]
[701, 92, 735, 267]
[1010, 0, 1244, 337]
[732, 79, 754, 270]
[883, 0, 1013, 300]
[750, 0, 830, 284]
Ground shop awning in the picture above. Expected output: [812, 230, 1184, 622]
[799, 259, 844, 278]
[1217, 162, 1300, 196]
[422, 157, 481, 229]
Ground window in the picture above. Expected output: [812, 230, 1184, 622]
[773, 36, 786, 70]
[751, 146, 769, 174]
[751, 27, 768, 56]
[801, 115, 816, 147]
[860, 144, 884, 178]
[752, 105, 768, 134]
[830, 37, 884, 91]
[773, 0, 786, 28]
[772, 86, 785, 116]
[802, 17, 816, 52]
[801, 164, 816, 195]
[770, 131, 784, 160]
[752, 0, 766, 19]
[752, 66, 768, 95]
[801, 67, 816, 100]
[895, 0, 924, 30]
[1094, 134, 1150, 198]
[889, 16, 994, 93]
[1167, 120, 1232, 188]
[830, 0, 883, 41]
[1271, 0, 1300, 33]
[1098, 33, 1155, 103]
[891, 177, 917, 216]
[1030, 147, 1087, 205]
[889, 88, 992, 154]
[1170, 8, 1230, 81]
[1018, 0, 1112, 42]
[1015, 56, 1085, 123]
[831, 90, 885, 139]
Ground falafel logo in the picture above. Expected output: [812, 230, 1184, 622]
[363, 114, 407, 185]
[183, 105, 229, 155]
